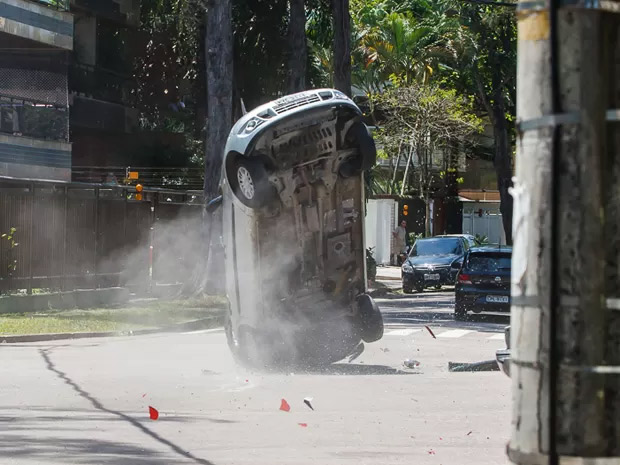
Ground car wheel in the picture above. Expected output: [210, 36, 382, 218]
[415, 283, 424, 293]
[338, 122, 377, 178]
[402, 285, 413, 294]
[454, 301, 468, 321]
[232, 157, 277, 208]
[356, 294, 384, 343]
[434, 284, 442, 290]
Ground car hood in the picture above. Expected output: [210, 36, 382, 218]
[406, 254, 460, 267]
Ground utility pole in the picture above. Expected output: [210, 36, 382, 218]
[511, 1, 620, 463]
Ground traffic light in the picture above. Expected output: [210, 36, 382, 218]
[135, 183, 143, 201]
[402, 204, 409, 216]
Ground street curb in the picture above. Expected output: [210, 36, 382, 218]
[0, 310, 225, 344]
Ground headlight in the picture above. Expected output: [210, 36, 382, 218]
[238, 116, 265, 134]
[402, 263, 413, 273]
[333, 90, 349, 100]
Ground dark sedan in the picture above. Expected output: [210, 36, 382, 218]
[401, 236, 468, 293]
[454, 246, 511, 320]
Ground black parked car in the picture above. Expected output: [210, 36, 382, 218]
[401, 236, 469, 293]
[454, 246, 512, 320]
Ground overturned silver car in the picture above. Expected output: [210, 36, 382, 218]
[219, 89, 383, 368]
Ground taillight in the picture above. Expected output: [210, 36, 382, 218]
[458, 273, 472, 284]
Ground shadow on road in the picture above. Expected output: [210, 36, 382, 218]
[381, 310, 509, 332]
[0, 434, 184, 465]
[301, 363, 415, 376]
[29, 348, 216, 465]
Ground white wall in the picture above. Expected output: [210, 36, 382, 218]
[462, 201, 506, 245]
[365, 199, 397, 265]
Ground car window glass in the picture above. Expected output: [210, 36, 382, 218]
[467, 253, 512, 272]
[410, 238, 461, 256]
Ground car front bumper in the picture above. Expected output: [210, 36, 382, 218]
[403, 268, 456, 287]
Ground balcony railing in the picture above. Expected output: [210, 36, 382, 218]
[69, 63, 136, 106]
[0, 94, 69, 141]
[25, 0, 69, 11]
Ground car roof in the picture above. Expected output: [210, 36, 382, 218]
[468, 246, 513, 253]
[416, 236, 461, 241]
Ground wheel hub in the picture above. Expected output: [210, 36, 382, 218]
[237, 166, 255, 200]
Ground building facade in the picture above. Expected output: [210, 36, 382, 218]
[0, 0, 139, 181]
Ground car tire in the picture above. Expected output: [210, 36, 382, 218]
[338, 122, 377, 178]
[357, 294, 384, 343]
[402, 285, 413, 294]
[415, 283, 424, 293]
[454, 300, 468, 321]
[232, 157, 277, 209]
[434, 284, 442, 290]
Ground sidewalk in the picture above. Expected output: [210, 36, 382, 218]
[376, 265, 402, 281]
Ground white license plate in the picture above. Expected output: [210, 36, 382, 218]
[424, 273, 440, 281]
[486, 295, 509, 303]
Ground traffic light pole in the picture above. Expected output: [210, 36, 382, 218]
[511, 2, 620, 463]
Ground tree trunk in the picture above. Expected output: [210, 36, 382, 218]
[473, 62, 514, 245]
[286, 0, 307, 93]
[332, 0, 351, 96]
[492, 88, 514, 245]
[204, 0, 233, 200]
[424, 194, 431, 237]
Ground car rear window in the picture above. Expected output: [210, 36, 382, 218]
[467, 253, 511, 272]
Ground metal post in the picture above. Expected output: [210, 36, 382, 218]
[93, 187, 99, 289]
[27, 182, 34, 295]
[122, 186, 127, 288]
[61, 186, 68, 291]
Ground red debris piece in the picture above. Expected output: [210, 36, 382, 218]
[467, 431, 473, 436]
[439, 437, 443, 440]
[424, 325, 436, 339]
[428, 449, 436, 455]
[142, 394, 147, 398]
[149, 406, 159, 420]
[298, 423, 308, 427]
[280, 399, 291, 412]
[245, 379, 249, 383]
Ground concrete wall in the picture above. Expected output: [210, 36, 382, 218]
[0, 0, 73, 50]
[0, 133, 71, 180]
[366, 198, 397, 266]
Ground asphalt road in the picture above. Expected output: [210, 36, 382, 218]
[0, 289, 511, 465]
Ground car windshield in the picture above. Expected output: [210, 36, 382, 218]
[411, 238, 461, 256]
[467, 253, 512, 272]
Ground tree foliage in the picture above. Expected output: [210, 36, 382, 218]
[375, 84, 482, 234]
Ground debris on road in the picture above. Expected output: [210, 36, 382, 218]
[428, 449, 436, 455]
[298, 423, 308, 427]
[467, 431, 473, 436]
[149, 406, 159, 420]
[142, 393, 147, 398]
[403, 359, 421, 369]
[424, 325, 436, 339]
[280, 399, 291, 412]
[380, 348, 390, 353]
[448, 360, 500, 372]
[303, 397, 314, 411]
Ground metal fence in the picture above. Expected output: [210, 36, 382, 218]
[0, 176, 205, 294]
[0, 94, 69, 141]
